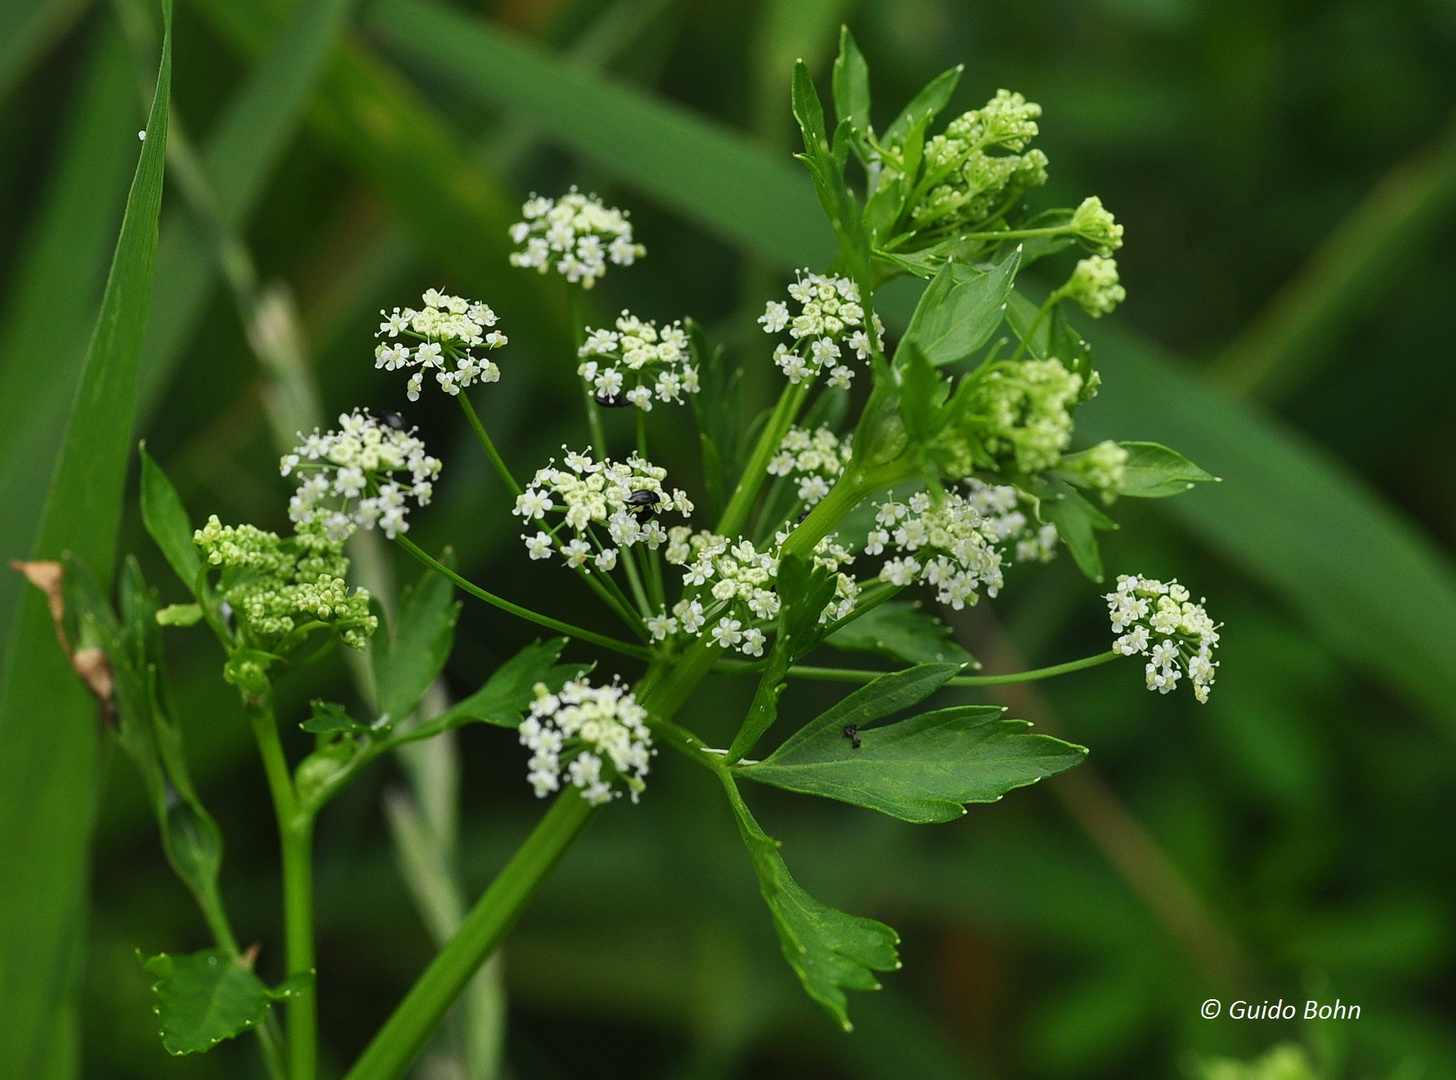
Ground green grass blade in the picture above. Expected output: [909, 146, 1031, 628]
[136, 0, 358, 418]
[0, 3, 170, 1075]
[0, 0, 92, 104]
[373, 10, 1456, 728]
[0, 23, 139, 632]
[1078, 324, 1456, 732]
[365, 0, 835, 268]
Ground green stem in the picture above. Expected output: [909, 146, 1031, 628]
[635, 408, 649, 460]
[567, 286, 608, 456]
[1008, 290, 1062, 364]
[249, 700, 316, 1080]
[620, 543, 654, 616]
[458, 395, 521, 498]
[779, 468, 869, 560]
[581, 382, 608, 458]
[394, 535, 652, 660]
[717, 380, 809, 538]
[343, 789, 597, 1080]
[711, 650, 1121, 685]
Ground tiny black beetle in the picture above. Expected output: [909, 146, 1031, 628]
[595, 393, 632, 408]
[625, 489, 662, 524]
[379, 410, 407, 431]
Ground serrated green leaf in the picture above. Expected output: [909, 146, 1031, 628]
[831, 25, 871, 136]
[301, 700, 370, 735]
[373, 554, 460, 727]
[724, 779, 899, 1029]
[395, 638, 581, 745]
[826, 601, 974, 666]
[897, 248, 1019, 367]
[772, 663, 963, 762]
[1113, 441, 1218, 498]
[140, 949, 274, 1055]
[727, 554, 838, 763]
[139, 443, 201, 593]
[739, 705, 1086, 823]
[1040, 484, 1115, 582]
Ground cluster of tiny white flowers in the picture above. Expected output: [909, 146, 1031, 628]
[758, 271, 882, 387]
[1106, 575, 1219, 702]
[767, 426, 852, 506]
[374, 289, 507, 401]
[964, 479, 1059, 564]
[1064, 255, 1125, 318]
[281, 411, 441, 541]
[866, 491, 1004, 609]
[578, 313, 699, 410]
[1069, 196, 1124, 256]
[508, 188, 645, 289]
[519, 677, 653, 805]
[514, 450, 693, 570]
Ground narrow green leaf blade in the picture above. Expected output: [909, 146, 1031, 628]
[373, 555, 461, 726]
[831, 25, 871, 134]
[0, 7, 171, 1071]
[138, 443, 201, 591]
[140, 950, 274, 1055]
[739, 706, 1087, 823]
[772, 663, 962, 761]
[725, 780, 899, 1029]
[826, 601, 974, 666]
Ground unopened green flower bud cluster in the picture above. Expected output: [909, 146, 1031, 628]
[194, 515, 376, 651]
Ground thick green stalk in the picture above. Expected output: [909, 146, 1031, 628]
[716, 380, 808, 537]
[458, 394, 521, 498]
[778, 466, 868, 560]
[395, 534, 652, 659]
[249, 701, 316, 1080]
[343, 789, 596, 1080]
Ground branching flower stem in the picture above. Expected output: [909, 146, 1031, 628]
[710, 650, 1120, 685]
[717, 380, 810, 537]
[248, 696, 317, 1080]
[394, 535, 653, 660]
[458, 394, 521, 498]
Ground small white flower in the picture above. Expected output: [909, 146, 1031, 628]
[712, 618, 743, 648]
[524, 532, 553, 560]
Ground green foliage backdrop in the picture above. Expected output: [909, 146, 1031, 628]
[0, 0, 1453, 1077]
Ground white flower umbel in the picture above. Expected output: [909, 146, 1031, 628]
[1105, 575, 1219, 702]
[767, 426, 852, 506]
[514, 450, 693, 568]
[508, 188, 645, 289]
[964, 479, 1059, 564]
[374, 289, 507, 402]
[759, 271, 882, 387]
[282, 410, 442, 541]
[866, 491, 1005, 609]
[519, 677, 653, 805]
[577, 312, 698, 410]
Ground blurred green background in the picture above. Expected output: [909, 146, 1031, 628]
[2, 0, 1455, 1077]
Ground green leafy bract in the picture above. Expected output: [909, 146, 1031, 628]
[825, 601, 974, 667]
[1038, 481, 1117, 582]
[395, 638, 583, 745]
[140, 949, 304, 1055]
[723, 779, 899, 1030]
[373, 553, 461, 727]
[139, 443, 202, 593]
[727, 554, 838, 763]
[739, 701, 1086, 824]
[896, 248, 1019, 368]
[301, 700, 371, 735]
[1113, 441, 1218, 498]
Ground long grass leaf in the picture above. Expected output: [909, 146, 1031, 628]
[0, 24, 138, 632]
[372, 3, 1456, 729]
[0, 0, 91, 104]
[365, 0, 835, 268]
[1078, 326, 1456, 731]
[0, 4, 170, 1074]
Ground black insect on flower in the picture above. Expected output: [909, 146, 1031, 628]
[626, 488, 663, 525]
[379, 410, 407, 431]
[595, 392, 632, 408]
[843, 723, 861, 750]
